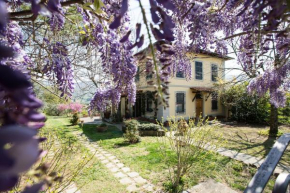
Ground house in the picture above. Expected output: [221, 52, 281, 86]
[119, 48, 232, 122]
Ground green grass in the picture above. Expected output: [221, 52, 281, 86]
[215, 124, 290, 166]
[80, 122, 276, 192]
[42, 116, 126, 193]
[43, 117, 280, 192]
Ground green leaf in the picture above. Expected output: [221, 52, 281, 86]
[94, 0, 104, 10]
[79, 30, 86, 35]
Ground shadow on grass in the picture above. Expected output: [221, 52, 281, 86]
[81, 123, 123, 142]
[113, 142, 132, 148]
[225, 134, 276, 161]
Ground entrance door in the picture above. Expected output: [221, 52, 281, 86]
[196, 99, 203, 117]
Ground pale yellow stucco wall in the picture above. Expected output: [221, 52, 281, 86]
[135, 52, 227, 121]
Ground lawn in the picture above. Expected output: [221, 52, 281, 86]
[80, 121, 277, 192]
[39, 116, 127, 193]
[40, 117, 282, 192]
[215, 123, 290, 166]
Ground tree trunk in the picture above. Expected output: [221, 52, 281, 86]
[269, 104, 278, 136]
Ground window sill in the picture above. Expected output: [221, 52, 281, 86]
[176, 112, 186, 115]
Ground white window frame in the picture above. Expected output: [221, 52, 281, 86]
[195, 61, 203, 81]
[211, 64, 218, 82]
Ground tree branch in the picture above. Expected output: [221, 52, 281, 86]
[9, 0, 83, 17]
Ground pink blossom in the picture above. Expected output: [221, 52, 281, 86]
[68, 102, 83, 113]
[57, 104, 69, 112]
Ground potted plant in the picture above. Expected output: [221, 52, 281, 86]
[96, 123, 108, 132]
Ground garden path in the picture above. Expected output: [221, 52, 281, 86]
[71, 128, 157, 192]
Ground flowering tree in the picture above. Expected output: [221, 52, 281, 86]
[0, 0, 289, 191]
[68, 102, 83, 113]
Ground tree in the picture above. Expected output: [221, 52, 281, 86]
[0, 0, 290, 191]
[220, 82, 270, 124]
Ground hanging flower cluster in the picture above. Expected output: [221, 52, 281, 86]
[43, 41, 74, 97]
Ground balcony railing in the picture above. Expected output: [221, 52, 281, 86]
[244, 133, 290, 193]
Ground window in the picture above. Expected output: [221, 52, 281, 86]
[135, 67, 140, 81]
[146, 92, 153, 112]
[211, 92, 218, 111]
[146, 73, 152, 79]
[176, 70, 184, 78]
[211, 64, 218, 82]
[176, 93, 185, 113]
[195, 61, 203, 80]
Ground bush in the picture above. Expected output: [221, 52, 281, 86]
[70, 113, 80, 125]
[123, 120, 140, 143]
[100, 123, 107, 127]
[138, 123, 161, 131]
[44, 104, 61, 116]
[157, 117, 222, 193]
[82, 109, 89, 117]
[220, 82, 270, 124]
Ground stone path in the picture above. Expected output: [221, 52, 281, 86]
[214, 147, 290, 174]
[72, 130, 157, 192]
[80, 116, 102, 124]
[64, 183, 81, 193]
[167, 132, 290, 175]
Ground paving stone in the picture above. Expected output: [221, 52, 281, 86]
[116, 163, 124, 168]
[101, 160, 109, 164]
[111, 159, 120, 163]
[97, 156, 106, 160]
[120, 177, 134, 185]
[105, 163, 115, 168]
[114, 172, 126, 178]
[134, 176, 147, 184]
[187, 179, 237, 193]
[128, 172, 139, 178]
[110, 167, 119, 173]
[142, 184, 154, 192]
[121, 167, 131, 172]
[103, 153, 112, 157]
[108, 156, 116, 160]
[126, 184, 139, 192]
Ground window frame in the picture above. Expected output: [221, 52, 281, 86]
[146, 73, 152, 80]
[195, 61, 203, 80]
[135, 66, 140, 82]
[175, 92, 186, 114]
[176, 70, 185, 79]
[211, 64, 218, 82]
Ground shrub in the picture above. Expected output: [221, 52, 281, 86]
[81, 109, 89, 117]
[138, 123, 161, 131]
[123, 120, 140, 143]
[220, 82, 270, 124]
[70, 113, 80, 125]
[100, 123, 107, 127]
[44, 104, 61, 116]
[157, 117, 222, 193]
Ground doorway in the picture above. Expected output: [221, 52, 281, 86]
[195, 92, 203, 117]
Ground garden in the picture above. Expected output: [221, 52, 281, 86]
[22, 115, 287, 193]
[1, 0, 290, 193]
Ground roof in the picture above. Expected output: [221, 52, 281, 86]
[190, 87, 214, 92]
[134, 43, 233, 61]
